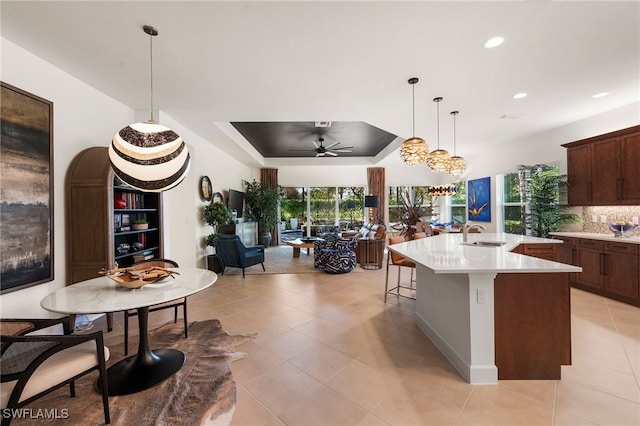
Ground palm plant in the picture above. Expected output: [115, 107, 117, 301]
[392, 188, 437, 238]
[516, 164, 581, 237]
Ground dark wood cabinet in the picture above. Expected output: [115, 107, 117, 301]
[561, 236, 640, 306]
[566, 143, 592, 205]
[554, 236, 575, 266]
[563, 126, 640, 205]
[603, 242, 639, 302]
[574, 240, 604, 291]
[66, 147, 163, 284]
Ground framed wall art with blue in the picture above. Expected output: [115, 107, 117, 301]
[467, 176, 491, 222]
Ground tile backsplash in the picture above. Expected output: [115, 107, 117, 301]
[582, 206, 640, 236]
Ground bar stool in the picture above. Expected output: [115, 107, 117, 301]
[384, 236, 417, 302]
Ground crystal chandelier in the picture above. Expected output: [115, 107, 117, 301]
[109, 25, 190, 192]
[399, 78, 429, 165]
[425, 97, 451, 173]
[445, 111, 467, 178]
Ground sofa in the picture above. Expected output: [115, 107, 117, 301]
[342, 224, 386, 265]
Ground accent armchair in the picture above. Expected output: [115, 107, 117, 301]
[314, 235, 358, 273]
[214, 234, 265, 277]
[1, 317, 110, 425]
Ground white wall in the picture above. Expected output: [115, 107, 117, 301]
[0, 38, 255, 316]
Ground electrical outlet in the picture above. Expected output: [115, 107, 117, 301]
[633, 216, 639, 225]
[591, 215, 598, 223]
[477, 289, 487, 304]
[600, 215, 607, 223]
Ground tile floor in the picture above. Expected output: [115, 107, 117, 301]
[104, 263, 640, 426]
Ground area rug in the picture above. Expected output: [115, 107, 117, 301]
[14, 320, 256, 426]
[222, 245, 364, 276]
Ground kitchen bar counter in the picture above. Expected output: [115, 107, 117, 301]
[389, 233, 581, 384]
[550, 231, 640, 244]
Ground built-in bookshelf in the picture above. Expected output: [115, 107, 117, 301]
[112, 181, 162, 267]
[66, 147, 164, 285]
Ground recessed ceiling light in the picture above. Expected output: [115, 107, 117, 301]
[592, 92, 609, 99]
[484, 37, 504, 48]
[513, 93, 527, 99]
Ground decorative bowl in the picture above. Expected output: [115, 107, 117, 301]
[608, 223, 638, 238]
[100, 266, 179, 289]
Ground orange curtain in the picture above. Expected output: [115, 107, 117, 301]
[260, 168, 279, 246]
[367, 167, 385, 225]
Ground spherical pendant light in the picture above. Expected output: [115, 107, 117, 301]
[110, 25, 190, 192]
[425, 97, 451, 173]
[400, 78, 429, 165]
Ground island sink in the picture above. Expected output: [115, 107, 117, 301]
[461, 240, 507, 247]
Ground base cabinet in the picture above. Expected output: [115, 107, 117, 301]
[556, 236, 640, 306]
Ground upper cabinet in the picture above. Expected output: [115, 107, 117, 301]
[563, 125, 640, 205]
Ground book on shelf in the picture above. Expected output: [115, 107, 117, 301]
[133, 250, 154, 263]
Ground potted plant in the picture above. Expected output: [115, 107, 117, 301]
[203, 202, 231, 273]
[132, 218, 149, 230]
[243, 179, 280, 246]
[203, 201, 231, 244]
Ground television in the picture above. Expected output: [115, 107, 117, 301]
[227, 189, 244, 218]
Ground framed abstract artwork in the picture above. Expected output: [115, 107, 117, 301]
[467, 176, 491, 222]
[0, 82, 54, 293]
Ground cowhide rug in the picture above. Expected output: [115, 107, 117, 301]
[14, 319, 256, 426]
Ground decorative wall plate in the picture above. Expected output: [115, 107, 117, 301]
[200, 176, 212, 201]
[212, 192, 224, 204]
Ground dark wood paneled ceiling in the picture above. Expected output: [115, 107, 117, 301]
[230, 122, 398, 158]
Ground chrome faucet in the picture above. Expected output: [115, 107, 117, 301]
[463, 223, 486, 243]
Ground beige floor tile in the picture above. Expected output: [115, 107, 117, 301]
[231, 385, 285, 426]
[355, 413, 391, 426]
[462, 385, 554, 425]
[288, 341, 353, 383]
[256, 328, 319, 360]
[325, 358, 392, 411]
[231, 341, 287, 384]
[561, 358, 640, 403]
[556, 380, 640, 425]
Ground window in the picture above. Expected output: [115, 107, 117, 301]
[450, 181, 466, 225]
[502, 164, 563, 235]
[281, 186, 365, 229]
[502, 171, 527, 234]
[388, 185, 436, 226]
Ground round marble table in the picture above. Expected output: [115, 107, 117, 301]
[40, 267, 216, 395]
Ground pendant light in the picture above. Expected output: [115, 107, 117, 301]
[399, 78, 429, 165]
[427, 184, 458, 197]
[425, 97, 451, 173]
[109, 25, 190, 192]
[445, 111, 467, 178]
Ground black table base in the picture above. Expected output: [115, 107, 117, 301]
[96, 306, 185, 396]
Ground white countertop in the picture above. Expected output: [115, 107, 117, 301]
[389, 233, 582, 274]
[41, 268, 216, 315]
[550, 231, 640, 245]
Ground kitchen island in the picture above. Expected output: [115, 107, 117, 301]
[389, 232, 582, 384]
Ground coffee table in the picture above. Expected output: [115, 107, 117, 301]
[286, 238, 321, 258]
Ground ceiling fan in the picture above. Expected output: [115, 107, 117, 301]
[293, 137, 354, 157]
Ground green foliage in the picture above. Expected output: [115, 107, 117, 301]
[203, 202, 231, 227]
[203, 202, 231, 247]
[516, 164, 581, 238]
[243, 180, 281, 232]
[391, 189, 437, 238]
[134, 218, 148, 224]
[204, 233, 217, 247]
